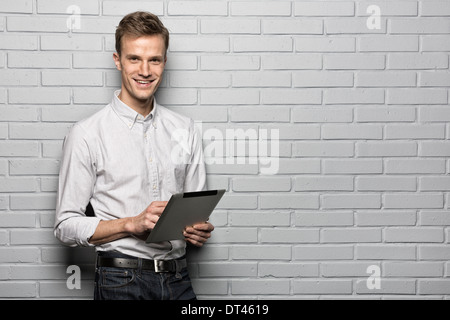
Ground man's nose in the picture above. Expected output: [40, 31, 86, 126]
[139, 63, 151, 77]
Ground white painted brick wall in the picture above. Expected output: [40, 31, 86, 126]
[0, 0, 449, 299]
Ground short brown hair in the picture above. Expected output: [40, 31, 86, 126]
[115, 11, 169, 57]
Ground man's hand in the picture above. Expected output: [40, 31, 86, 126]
[183, 222, 214, 247]
[129, 201, 167, 240]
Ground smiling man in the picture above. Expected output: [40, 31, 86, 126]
[54, 11, 213, 300]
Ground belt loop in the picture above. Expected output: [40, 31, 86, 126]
[137, 257, 143, 274]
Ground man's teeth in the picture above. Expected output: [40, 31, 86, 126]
[136, 80, 151, 84]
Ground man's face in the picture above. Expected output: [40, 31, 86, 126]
[113, 34, 167, 110]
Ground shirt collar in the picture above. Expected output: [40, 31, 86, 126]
[111, 90, 157, 129]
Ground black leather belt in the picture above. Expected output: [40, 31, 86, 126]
[96, 256, 187, 273]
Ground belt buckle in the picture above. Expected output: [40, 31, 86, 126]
[154, 260, 168, 273]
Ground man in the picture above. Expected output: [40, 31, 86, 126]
[54, 11, 214, 300]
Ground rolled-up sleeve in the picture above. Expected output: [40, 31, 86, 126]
[54, 124, 101, 247]
[183, 120, 207, 193]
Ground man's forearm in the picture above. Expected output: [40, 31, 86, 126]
[88, 218, 134, 246]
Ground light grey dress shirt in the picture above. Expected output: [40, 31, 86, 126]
[54, 90, 207, 260]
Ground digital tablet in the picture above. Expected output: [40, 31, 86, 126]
[146, 189, 226, 243]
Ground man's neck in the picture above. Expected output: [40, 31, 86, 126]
[118, 92, 154, 117]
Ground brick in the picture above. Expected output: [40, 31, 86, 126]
[231, 245, 291, 260]
[355, 106, 416, 122]
[324, 89, 384, 104]
[325, 18, 386, 34]
[9, 159, 60, 175]
[0, 0, 32, 13]
[259, 262, 319, 277]
[359, 35, 419, 52]
[201, 89, 259, 105]
[421, 1, 450, 16]
[323, 159, 382, 174]
[390, 18, 450, 34]
[388, 53, 448, 70]
[201, 19, 259, 34]
[201, 55, 259, 71]
[10, 194, 57, 210]
[0, 70, 38, 86]
[293, 142, 354, 157]
[355, 211, 417, 226]
[293, 279, 352, 295]
[168, 1, 227, 16]
[356, 141, 417, 157]
[356, 71, 416, 87]
[322, 262, 380, 277]
[356, 244, 416, 260]
[357, 1, 418, 16]
[385, 159, 445, 174]
[293, 71, 353, 87]
[229, 211, 290, 227]
[263, 19, 323, 34]
[230, 106, 290, 122]
[387, 89, 448, 105]
[295, 176, 353, 191]
[385, 227, 444, 243]
[170, 36, 229, 52]
[324, 53, 385, 70]
[295, 1, 354, 16]
[234, 36, 293, 52]
[418, 280, 450, 295]
[386, 124, 445, 139]
[233, 71, 291, 88]
[293, 107, 352, 123]
[294, 245, 354, 260]
[294, 212, 353, 227]
[322, 194, 381, 209]
[0, 34, 37, 50]
[0, 141, 39, 157]
[41, 35, 103, 51]
[355, 279, 416, 295]
[263, 54, 322, 70]
[420, 71, 450, 87]
[0, 283, 36, 298]
[322, 124, 382, 140]
[102, 1, 163, 16]
[262, 88, 321, 105]
[384, 193, 444, 209]
[0, 248, 39, 263]
[260, 194, 319, 209]
[9, 123, 72, 140]
[356, 176, 417, 191]
[419, 176, 450, 191]
[169, 71, 230, 88]
[296, 37, 355, 52]
[419, 211, 450, 226]
[231, 1, 291, 16]
[232, 279, 290, 295]
[232, 177, 291, 192]
[7, 16, 68, 32]
[37, 0, 99, 14]
[0, 106, 39, 122]
[8, 52, 71, 69]
[422, 35, 450, 51]
[260, 228, 319, 243]
[209, 228, 257, 243]
[419, 142, 450, 157]
[198, 262, 257, 277]
[322, 228, 381, 243]
[0, 178, 39, 193]
[9, 88, 71, 105]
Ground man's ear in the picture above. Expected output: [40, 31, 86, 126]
[113, 52, 122, 71]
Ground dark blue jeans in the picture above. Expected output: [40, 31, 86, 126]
[94, 251, 196, 300]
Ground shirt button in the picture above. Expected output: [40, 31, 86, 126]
[153, 185, 157, 190]
[149, 157, 153, 162]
